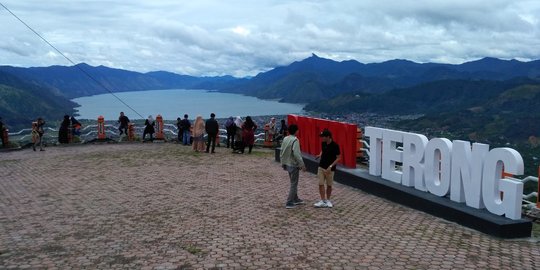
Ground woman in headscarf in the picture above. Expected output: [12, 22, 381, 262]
[241, 116, 257, 154]
[192, 115, 206, 152]
[58, 115, 70, 144]
[143, 115, 155, 142]
[233, 116, 243, 153]
[224, 116, 236, 149]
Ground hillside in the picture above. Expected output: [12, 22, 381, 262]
[0, 71, 77, 129]
[394, 83, 540, 142]
[304, 79, 536, 114]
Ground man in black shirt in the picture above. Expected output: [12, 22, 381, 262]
[180, 114, 191, 145]
[205, 113, 219, 153]
[314, 129, 341, 208]
[118, 112, 130, 136]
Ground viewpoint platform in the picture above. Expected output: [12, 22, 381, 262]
[0, 143, 538, 269]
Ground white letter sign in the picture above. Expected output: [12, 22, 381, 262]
[365, 127, 526, 220]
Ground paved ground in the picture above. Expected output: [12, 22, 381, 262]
[0, 143, 539, 269]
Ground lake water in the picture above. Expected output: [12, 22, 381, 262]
[72, 89, 305, 120]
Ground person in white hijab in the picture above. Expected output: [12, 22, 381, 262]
[233, 116, 244, 153]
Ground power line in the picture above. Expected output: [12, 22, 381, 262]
[0, 2, 145, 119]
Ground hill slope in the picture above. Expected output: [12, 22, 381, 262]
[0, 71, 77, 129]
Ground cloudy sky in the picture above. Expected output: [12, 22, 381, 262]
[1, 0, 539, 77]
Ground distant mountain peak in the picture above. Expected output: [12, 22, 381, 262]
[75, 62, 91, 67]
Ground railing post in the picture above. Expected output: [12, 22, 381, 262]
[97, 116, 106, 140]
[2, 128, 8, 147]
[128, 123, 135, 141]
[537, 165, 540, 208]
[155, 114, 164, 140]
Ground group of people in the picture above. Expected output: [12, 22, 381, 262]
[117, 112, 287, 154]
[280, 126, 341, 209]
[117, 112, 157, 141]
[178, 113, 263, 154]
[58, 115, 82, 144]
[7, 112, 288, 153]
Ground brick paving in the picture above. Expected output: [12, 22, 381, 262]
[0, 143, 539, 269]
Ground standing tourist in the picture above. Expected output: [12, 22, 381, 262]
[225, 116, 236, 149]
[58, 115, 70, 144]
[71, 116, 82, 137]
[280, 124, 306, 209]
[314, 129, 341, 208]
[205, 113, 219, 154]
[176, 117, 182, 143]
[274, 119, 288, 144]
[33, 117, 46, 151]
[233, 116, 243, 153]
[241, 116, 257, 154]
[192, 115, 206, 152]
[180, 114, 191, 146]
[268, 117, 277, 141]
[143, 115, 155, 142]
[118, 112, 130, 136]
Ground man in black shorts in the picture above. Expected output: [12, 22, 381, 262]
[314, 129, 341, 208]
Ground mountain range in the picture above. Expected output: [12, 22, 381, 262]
[1, 54, 540, 141]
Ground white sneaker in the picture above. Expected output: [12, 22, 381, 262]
[314, 200, 327, 208]
[325, 200, 333, 208]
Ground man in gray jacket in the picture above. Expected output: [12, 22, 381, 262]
[280, 124, 306, 209]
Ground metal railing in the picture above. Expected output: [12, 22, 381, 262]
[6, 124, 268, 145]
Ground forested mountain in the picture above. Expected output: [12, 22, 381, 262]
[303, 78, 536, 114]
[2, 54, 539, 102]
[303, 78, 540, 144]
[220, 54, 540, 103]
[1, 54, 540, 133]
[0, 71, 77, 129]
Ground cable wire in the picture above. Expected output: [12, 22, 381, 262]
[0, 2, 145, 119]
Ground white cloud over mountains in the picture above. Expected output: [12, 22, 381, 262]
[1, 0, 539, 77]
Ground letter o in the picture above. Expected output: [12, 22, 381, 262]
[424, 138, 452, 197]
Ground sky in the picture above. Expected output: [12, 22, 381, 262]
[1, 0, 539, 77]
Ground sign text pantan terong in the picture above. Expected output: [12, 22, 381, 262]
[365, 127, 524, 220]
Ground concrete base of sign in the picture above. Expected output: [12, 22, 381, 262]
[275, 149, 532, 238]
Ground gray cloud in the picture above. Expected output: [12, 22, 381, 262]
[1, 0, 539, 77]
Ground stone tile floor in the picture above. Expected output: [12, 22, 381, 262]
[0, 143, 539, 269]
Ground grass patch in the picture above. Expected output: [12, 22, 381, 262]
[0, 159, 19, 165]
[532, 222, 540, 238]
[184, 245, 204, 255]
[248, 149, 274, 157]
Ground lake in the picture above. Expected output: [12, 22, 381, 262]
[72, 89, 305, 120]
